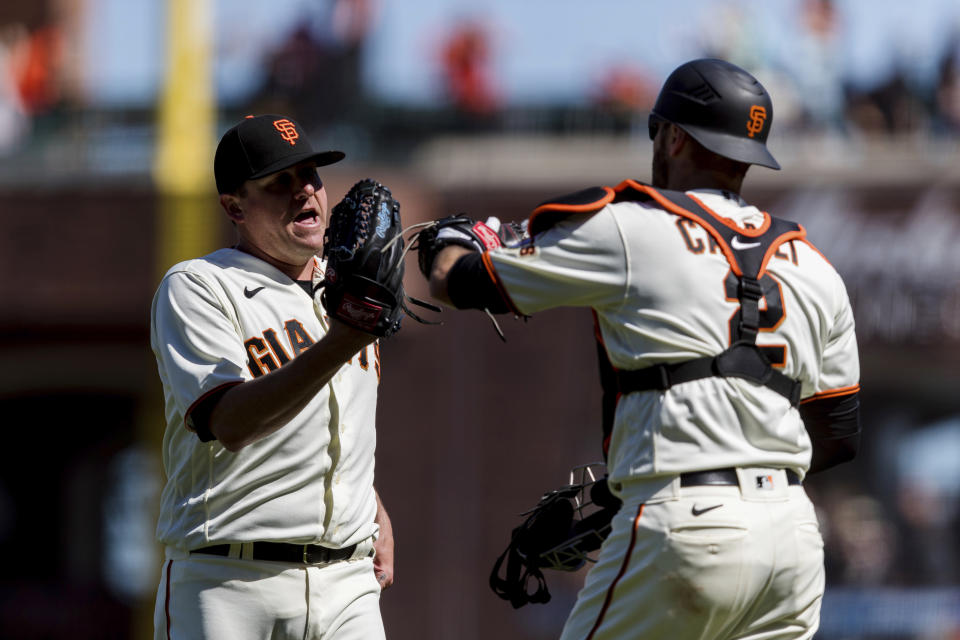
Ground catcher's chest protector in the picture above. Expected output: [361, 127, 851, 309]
[529, 180, 807, 457]
[619, 181, 806, 348]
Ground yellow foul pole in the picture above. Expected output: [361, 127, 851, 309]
[154, 0, 217, 275]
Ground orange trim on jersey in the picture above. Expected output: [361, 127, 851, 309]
[480, 251, 522, 316]
[757, 227, 806, 278]
[527, 186, 616, 233]
[183, 381, 243, 432]
[686, 192, 772, 236]
[799, 237, 834, 267]
[619, 180, 745, 276]
[620, 180, 807, 278]
[586, 503, 644, 640]
[800, 384, 860, 404]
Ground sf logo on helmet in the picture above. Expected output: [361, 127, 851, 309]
[746, 105, 767, 138]
[273, 119, 300, 146]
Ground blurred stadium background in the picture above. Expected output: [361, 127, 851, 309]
[0, 0, 958, 638]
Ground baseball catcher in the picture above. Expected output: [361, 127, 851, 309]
[490, 464, 621, 609]
[316, 178, 440, 336]
[419, 59, 862, 639]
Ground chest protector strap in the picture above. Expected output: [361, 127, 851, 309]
[610, 182, 805, 407]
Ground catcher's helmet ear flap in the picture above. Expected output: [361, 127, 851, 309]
[650, 58, 780, 170]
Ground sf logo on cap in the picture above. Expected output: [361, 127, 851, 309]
[746, 106, 766, 138]
[273, 119, 300, 146]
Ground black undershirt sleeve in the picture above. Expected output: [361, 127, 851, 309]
[187, 386, 236, 443]
[447, 253, 511, 314]
[800, 391, 861, 474]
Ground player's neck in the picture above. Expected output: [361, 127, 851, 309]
[665, 168, 743, 195]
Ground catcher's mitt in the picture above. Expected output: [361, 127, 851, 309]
[317, 178, 439, 337]
[490, 463, 621, 608]
[415, 214, 527, 279]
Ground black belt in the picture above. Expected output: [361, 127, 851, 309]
[680, 468, 801, 487]
[191, 542, 358, 565]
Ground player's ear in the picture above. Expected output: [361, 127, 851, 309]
[220, 194, 243, 222]
[666, 124, 688, 157]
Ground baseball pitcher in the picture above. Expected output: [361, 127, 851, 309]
[150, 115, 410, 640]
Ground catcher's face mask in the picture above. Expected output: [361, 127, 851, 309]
[490, 463, 622, 608]
[519, 463, 619, 572]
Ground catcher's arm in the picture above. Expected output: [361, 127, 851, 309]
[800, 391, 860, 474]
[418, 215, 524, 313]
[427, 244, 474, 307]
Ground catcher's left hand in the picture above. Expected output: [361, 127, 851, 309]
[415, 215, 527, 278]
[316, 178, 439, 337]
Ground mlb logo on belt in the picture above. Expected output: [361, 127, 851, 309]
[755, 474, 775, 490]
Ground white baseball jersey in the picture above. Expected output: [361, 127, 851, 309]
[487, 183, 860, 487]
[150, 248, 380, 551]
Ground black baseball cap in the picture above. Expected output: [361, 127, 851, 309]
[214, 114, 345, 194]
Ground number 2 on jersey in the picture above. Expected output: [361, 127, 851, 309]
[723, 271, 787, 366]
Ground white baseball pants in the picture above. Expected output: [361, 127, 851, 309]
[560, 468, 824, 640]
[154, 545, 384, 640]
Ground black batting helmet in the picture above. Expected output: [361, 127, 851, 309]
[649, 58, 780, 170]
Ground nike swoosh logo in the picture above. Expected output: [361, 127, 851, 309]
[731, 237, 762, 250]
[691, 503, 724, 516]
[243, 286, 265, 299]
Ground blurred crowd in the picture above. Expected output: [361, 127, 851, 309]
[806, 412, 960, 639]
[304, 0, 960, 141]
[3, 0, 960, 156]
[692, 0, 960, 139]
[0, 21, 63, 153]
[245, 0, 375, 135]
[813, 415, 960, 590]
